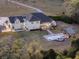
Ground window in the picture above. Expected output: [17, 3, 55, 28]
[8, 25, 11, 28]
[31, 21, 39, 24]
[5, 21, 8, 24]
[36, 21, 39, 23]
[31, 22, 34, 24]
[25, 27, 28, 30]
[12, 26, 14, 29]
[3, 26, 6, 30]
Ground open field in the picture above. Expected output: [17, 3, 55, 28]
[0, 0, 64, 16]
[14, 0, 65, 16]
[0, 0, 35, 16]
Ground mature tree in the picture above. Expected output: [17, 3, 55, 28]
[26, 40, 43, 59]
[64, 1, 79, 17]
[63, 0, 79, 23]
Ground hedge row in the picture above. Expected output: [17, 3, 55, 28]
[49, 16, 79, 24]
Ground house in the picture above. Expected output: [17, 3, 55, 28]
[0, 12, 56, 32]
[0, 17, 13, 32]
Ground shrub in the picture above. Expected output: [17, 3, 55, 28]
[40, 49, 57, 59]
[49, 16, 77, 24]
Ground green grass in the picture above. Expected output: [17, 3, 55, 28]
[0, 30, 48, 38]
[17, 30, 48, 38]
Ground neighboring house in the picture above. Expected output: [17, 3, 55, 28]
[0, 12, 56, 32]
[64, 26, 77, 35]
[0, 17, 13, 32]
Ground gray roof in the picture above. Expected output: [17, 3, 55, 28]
[9, 12, 53, 23]
[64, 26, 77, 35]
[31, 12, 52, 23]
[25, 12, 53, 23]
[9, 16, 26, 23]
[25, 13, 40, 21]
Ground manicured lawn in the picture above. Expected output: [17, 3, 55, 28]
[17, 30, 48, 38]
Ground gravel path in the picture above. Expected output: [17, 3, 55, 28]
[8, 0, 44, 13]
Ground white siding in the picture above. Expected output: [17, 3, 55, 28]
[0, 17, 13, 32]
[24, 20, 40, 30]
[0, 17, 9, 25]
[12, 19, 23, 30]
[0, 17, 51, 32]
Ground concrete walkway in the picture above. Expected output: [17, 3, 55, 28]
[46, 30, 53, 34]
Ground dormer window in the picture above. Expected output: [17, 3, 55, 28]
[23, 19, 26, 22]
[15, 18, 20, 24]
